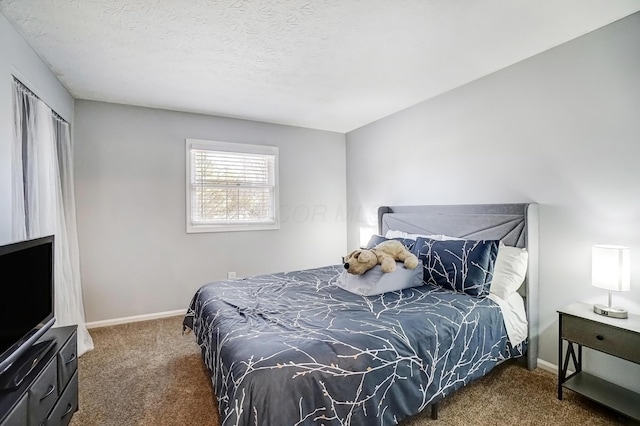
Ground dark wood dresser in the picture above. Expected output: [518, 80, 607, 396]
[0, 326, 78, 426]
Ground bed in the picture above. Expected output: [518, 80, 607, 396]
[184, 203, 539, 425]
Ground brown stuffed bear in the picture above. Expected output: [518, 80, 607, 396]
[343, 240, 419, 275]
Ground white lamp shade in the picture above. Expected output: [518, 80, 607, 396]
[592, 245, 631, 291]
[359, 226, 377, 247]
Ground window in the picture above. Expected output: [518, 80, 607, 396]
[186, 139, 279, 233]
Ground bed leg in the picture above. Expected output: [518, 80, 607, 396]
[431, 402, 438, 420]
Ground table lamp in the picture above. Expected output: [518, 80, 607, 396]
[359, 226, 377, 248]
[592, 245, 630, 319]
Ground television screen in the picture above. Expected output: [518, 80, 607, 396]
[0, 236, 55, 375]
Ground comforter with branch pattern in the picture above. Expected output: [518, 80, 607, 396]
[183, 265, 524, 426]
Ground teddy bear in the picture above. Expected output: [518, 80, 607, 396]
[343, 240, 419, 275]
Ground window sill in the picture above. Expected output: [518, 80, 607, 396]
[186, 222, 280, 233]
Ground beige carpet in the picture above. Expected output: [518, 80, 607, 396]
[70, 316, 633, 426]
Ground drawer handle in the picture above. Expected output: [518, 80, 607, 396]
[65, 353, 77, 365]
[40, 384, 56, 401]
[62, 403, 74, 418]
[596, 335, 604, 341]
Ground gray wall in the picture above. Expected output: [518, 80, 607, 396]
[6, 4, 638, 392]
[346, 13, 640, 391]
[74, 100, 347, 322]
[0, 13, 74, 244]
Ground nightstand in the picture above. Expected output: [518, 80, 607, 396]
[558, 302, 640, 421]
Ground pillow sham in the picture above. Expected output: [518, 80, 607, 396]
[335, 261, 424, 296]
[489, 243, 528, 300]
[413, 237, 499, 297]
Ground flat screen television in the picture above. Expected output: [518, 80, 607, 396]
[0, 235, 56, 381]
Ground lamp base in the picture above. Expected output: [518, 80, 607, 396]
[593, 304, 628, 319]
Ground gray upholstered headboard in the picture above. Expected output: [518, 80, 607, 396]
[378, 203, 539, 370]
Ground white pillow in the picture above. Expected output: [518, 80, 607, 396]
[438, 234, 465, 241]
[385, 230, 416, 239]
[335, 261, 423, 296]
[384, 230, 461, 241]
[489, 244, 528, 300]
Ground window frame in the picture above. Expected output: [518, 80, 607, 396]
[185, 139, 280, 233]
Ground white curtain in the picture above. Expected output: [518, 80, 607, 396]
[12, 78, 94, 356]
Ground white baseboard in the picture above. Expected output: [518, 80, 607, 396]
[536, 358, 574, 376]
[536, 358, 557, 374]
[86, 309, 187, 329]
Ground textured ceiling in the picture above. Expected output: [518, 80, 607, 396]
[1, 0, 640, 132]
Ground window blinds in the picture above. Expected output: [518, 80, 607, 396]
[190, 149, 276, 225]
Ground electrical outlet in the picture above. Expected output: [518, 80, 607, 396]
[227, 271, 237, 279]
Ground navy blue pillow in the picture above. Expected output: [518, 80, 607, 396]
[413, 237, 498, 297]
[365, 235, 415, 251]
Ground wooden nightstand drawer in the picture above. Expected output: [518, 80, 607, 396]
[562, 315, 640, 364]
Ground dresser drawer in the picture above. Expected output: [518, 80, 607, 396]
[45, 371, 77, 426]
[0, 394, 27, 426]
[562, 315, 640, 364]
[27, 360, 58, 426]
[56, 333, 77, 392]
